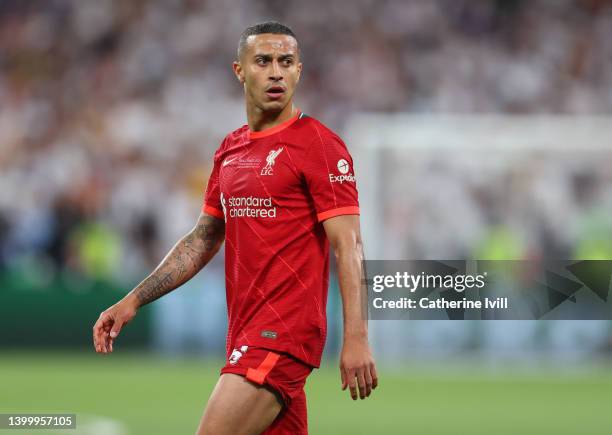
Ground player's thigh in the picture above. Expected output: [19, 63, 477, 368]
[196, 373, 283, 435]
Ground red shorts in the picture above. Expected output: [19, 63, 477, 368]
[220, 345, 314, 435]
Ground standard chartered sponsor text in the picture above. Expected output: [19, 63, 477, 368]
[227, 195, 277, 218]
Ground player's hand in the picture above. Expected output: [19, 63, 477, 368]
[339, 335, 378, 400]
[93, 294, 139, 354]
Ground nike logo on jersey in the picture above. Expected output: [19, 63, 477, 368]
[222, 157, 237, 167]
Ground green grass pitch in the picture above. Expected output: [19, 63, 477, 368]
[0, 351, 611, 434]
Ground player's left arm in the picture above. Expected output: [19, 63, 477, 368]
[323, 214, 378, 400]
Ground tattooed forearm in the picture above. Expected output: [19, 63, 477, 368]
[135, 272, 174, 305]
[130, 213, 225, 306]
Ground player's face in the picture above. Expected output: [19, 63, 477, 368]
[234, 34, 302, 112]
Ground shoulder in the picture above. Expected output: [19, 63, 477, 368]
[295, 113, 347, 149]
[213, 125, 249, 159]
[224, 124, 250, 146]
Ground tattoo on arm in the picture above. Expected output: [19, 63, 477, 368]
[132, 214, 225, 306]
[134, 272, 174, 306]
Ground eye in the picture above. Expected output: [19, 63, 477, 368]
[256, 58, 268, 65]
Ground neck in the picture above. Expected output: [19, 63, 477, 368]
[247, 101, 297, 132]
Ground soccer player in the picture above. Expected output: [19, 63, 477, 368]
[93, 21, 377, 435]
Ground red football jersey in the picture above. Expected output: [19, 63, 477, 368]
[202, 111, 359, 368]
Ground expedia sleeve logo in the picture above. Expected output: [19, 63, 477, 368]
[337, 159, 349, 174]
[329, 158, 356, 184]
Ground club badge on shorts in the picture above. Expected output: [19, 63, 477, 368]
[229, 345, 249, 365]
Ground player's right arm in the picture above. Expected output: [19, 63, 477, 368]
[92, 211, 225, 354]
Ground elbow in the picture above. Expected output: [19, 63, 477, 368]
[332, 231, 364, 262]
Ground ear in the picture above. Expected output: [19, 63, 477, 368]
[232, 61, 245, 84]
[296, 61, 303, 83]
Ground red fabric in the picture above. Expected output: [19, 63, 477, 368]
[246, 351, 281, 385]
[248, 112, 301, 139]
[202, 204, 224, 219]
[202, 113, 359, 368]
[221, 345, 313, 435]
[317, 205, 361, 222]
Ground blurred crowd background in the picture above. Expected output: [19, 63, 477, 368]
[2, 0, 612, 359]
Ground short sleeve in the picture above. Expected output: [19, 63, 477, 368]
[201, 141, 225, 219]
[302, 129, 360, 222]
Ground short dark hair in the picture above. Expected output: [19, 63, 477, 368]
[237, 21, 299, 60]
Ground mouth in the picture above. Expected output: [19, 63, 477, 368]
[265, 86, 286, 100]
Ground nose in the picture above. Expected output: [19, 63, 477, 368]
[269, 59, 283, 81]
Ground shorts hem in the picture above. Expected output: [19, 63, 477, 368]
[220, 366, 289, 408]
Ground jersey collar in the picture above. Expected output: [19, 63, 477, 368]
[248, 109, 302, 140]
